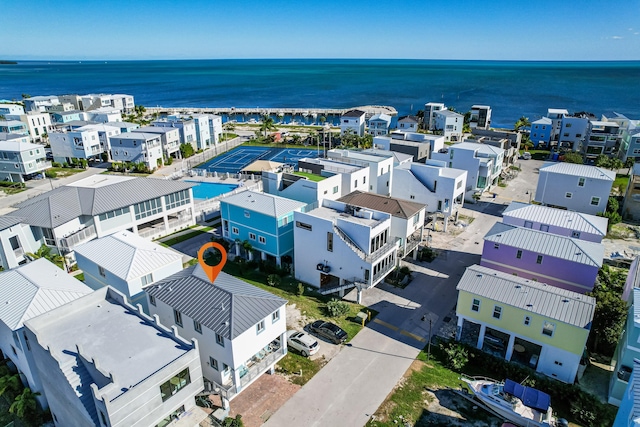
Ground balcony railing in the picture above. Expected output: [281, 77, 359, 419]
[372, 259, 396, 284]
[238, 344, 285, 389]
[59, 224, 97, 252]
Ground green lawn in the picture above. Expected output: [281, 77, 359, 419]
[613, 174, 629, 195]
[276, 352, 326, 386]
[48, 167, 86, 178]
[157, 229, 208, 247]
[241, 140, 311, 149]
[220, 133, 238, 141]
[293, 171, 326, 182]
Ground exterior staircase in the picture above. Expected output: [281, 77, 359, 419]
[59, 357, 100, 425]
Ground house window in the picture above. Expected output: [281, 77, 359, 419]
[210, 357, 218, 371]
[539, 224, 549, 232]
[523, 221, 533, 228]
[259, 236, 266, 244]
[22, 332, 30, 351]
[516, 250, 523, 259]
[244, 210, 250, 218]
[173, 309, 183, 327]
[327, 232, 333, 252]
[471, 299, 480, 312]
[140, 273, 153, 287]
[571, 231, 581, 238]
[333, 186, 339, 194]
[363, 176, 366, 184]
[590, 196, 600, 206]
[159, 368, 191, 402]
[164, 189, 191, 210]
[410, 195, 415, 199]
[296, 221, 312, 231]
[524, 316, 531, 326]
[272, 310, 280, 323]
[412, 214, 419, 225]
[542, 321, 555, 337]
[149, 295, 156, 306]
[493, 306, 502, 319]
[216, 333, 224, 347]
[257, 320, 265, 334]
[494, 243, 499, 249]
[536, 255, 543, 264]
[249, 232, 256, 241]
[565, 192, 572, 198]
[578, 177, 585, 187]
[98, 266, 106, 277]
[354, 180, 358, 187]
[232, 226, 239, 234]
[133, 197, 162, 220]
[554, 360, 563, 366]
[194, 320, 202, 334]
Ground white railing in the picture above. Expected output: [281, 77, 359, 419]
[332, 225, 366, 259]
[59, 225, 97, 252]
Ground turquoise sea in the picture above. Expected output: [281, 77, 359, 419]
[0, 59, 638, 128]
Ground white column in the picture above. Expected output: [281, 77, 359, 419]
[505, 334, 516, 361]
[276, 256, 282, 267]
[261, 251, 267, 261]
[456, 316, 464, 341]
[477, 324, 487, 349]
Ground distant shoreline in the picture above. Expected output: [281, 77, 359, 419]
[0, 61, 17, 65]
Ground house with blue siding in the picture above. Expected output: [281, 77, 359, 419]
[613, 358, 640, 426]
[220, 191, 307, 266]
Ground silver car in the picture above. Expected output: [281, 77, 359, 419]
[286, 330, 319, 357]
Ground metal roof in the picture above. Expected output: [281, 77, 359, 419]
[12, 178, 193, 228]
[74, 230, 182, 281]
[338, 190, 425, 219]
[0, 216, 24, 231]
[452, 142, 504, 156]
[146, 266, 286, 340]
[483, 222, 604, 267]
[0, 258, 92, 330]
[457, 265, 595, 328]
[502, 202, 608, 237]
[342, 110, 366, 118]
[220, 190, 306, 218]
[0, 140, 44, 152]
[539, 162, 616, 180]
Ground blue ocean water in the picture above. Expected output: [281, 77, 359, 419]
[1, 59, 638, 128]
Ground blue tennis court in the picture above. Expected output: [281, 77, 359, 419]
[196, 147, 321, 174]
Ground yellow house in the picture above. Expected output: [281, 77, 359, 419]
[455, 264, 595, 383]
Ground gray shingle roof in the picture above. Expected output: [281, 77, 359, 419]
[539, 162, 616, 180]
[502, 202, 608, 237]
[457, 265, 595, 328]
[484, 222, 604, 267]
[146, 266, 286, 339]
[12, 178, 194, 228]
[220, 191, 306, 218]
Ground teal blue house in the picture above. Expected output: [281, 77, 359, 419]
[220, 191, 307, 266]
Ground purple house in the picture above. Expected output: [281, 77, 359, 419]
[481, 222, 604, 294]
[502, 202, 608, 243]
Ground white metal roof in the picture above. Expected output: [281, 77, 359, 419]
[0, 140, 44, 152]
[74, 230, 182, 281]
[457, 265, 595, 328]
[483, 222, 604, 267]
[452, 142, 504, 156]
[220, 190, 306, 218]
[502, 202, 608, 237]
[539, 162, 616, 180]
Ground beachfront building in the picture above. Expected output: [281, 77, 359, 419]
[79, 106, 123, 124]
[392, 160, 467, 231]
[502, 202, 608, 243]
[0, 120, 29, 136]
[584, 120, 621, 160]
[1, 175, 195, 261]
[75, 230, 183, 313]
[153, 117, 197, 149]
[50, 110, 83, 124]
[469, 105, 492, 130]
[456, 264, 595, 384]
[396, 115, 420, 132]
[390, 131, 445, 154]
[49, 127, 103, 162]
[133, 125, 182, 159]
[616, 118, 640, 163]
[0, 259, 92, 409]
[109, 132, 164, 170]
[79, 93, 135, 113]
[327, 148, 394, 196]
[471, 128, 522, 160]
[6, 112, 53, 143]
[75, 123, 122, 158]
[363, 149, 414, 169]
[373, 135, 430, 163]
[424, 102, 445, 131]
[145, 265, 287, 409]
[168, 114, 211, 150]
[337, 191, 426, 260]
[559, 115, 589, 151]
[467, 135, 519, 165]
[293, 199, 398, 300]
[481, 222, 604, 294]
[340, 110, 366, 137]
[623, 164, 640, 221]
[431, 142, 504, 199]
[24, 286, 204, 427]
[0, 216, 40, 270]
[0, 139, 50, 182]
[0, 103, 25, 116]
[367, 113, 391, 136]
[220, 191, 306, 266]
[530, 117, 553, 148]
[0, 133, 31, 145]
[208, 114, 223, 145]
[434, 110, 464, 141]
[535, 163, 615, 215]
[547, 108, 569, 141]
[23, 96, 60, 113]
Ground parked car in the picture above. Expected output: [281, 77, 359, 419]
[522, 151, 532, 160]
[286, 330, 319, 357]
[308, 320, 347, 344]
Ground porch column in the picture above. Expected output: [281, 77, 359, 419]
[456, 316, 464, 341]
[412, 248, 418, 261]
[356, 287, 362, 304]
[477, 324, 487, 350]
[221, 396, 230, 410]
[455, 210, 460, 222]
[505, 334, 516, 361]
[443, 214, 449, 232]
[235, 243, 240, 257]
[261, 251, 267, 261]
[233, 368, 242, 394]
[275, 256, 282, 267]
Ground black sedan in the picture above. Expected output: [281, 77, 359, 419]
[308, 320, 347, 344]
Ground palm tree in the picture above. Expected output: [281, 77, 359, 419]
[514, 116, 531, 131]
[9, 388, 40, 420]
[0, 374, 21, 399]
[259, 115, 276, 138]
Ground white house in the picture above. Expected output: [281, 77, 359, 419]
[340, 110, 366, 137]
[535, 163, 615, 215]
[0, 140, 50, 182]
[337, 191, 426, 259]
[547, 108, 569, 141]
[431, 142, 504, 198]
[169, 114, 211, 150]
[80, 107, 123, 124]
[0, 103, 25, 116]
[75, 230, 183, 313]
[609, 113, 640, 162]
[469, 105, 492, 130]
[434, 110, 464, 141]
[367, 113, 392, 136]
[372, 135, 430, 163]
[75, 123, 122, 158]
[396, 115, 420, 133]
[207, 114, 223, 145]
[23, 96, 60, 113]
[0, 120, 29, 136]
[109, 132, 164, 170]
[24, 286, 204, 427]
[424, 102, 445, 131]
[6, 112, 52, 143]
[134, 126, 182, 159]
[153, 118, 197, 148]
[293, 199, 398, 301]
[0, 216, 41, 270]
[79, 93, 135, 113]
[327, 149, 394, 196]
[363, 148, 414, 168]
[49, 127, 103, 162]
[530, 117, 553, 148]
[0, 133, 31, 144]
[0, 258, 92, 409]
[146, 265, 287, 409]
[502, 202, 608, 243]
[584, 120, 621, 160]
[392, 160, 467, 231]
[388, 131, 445, 154]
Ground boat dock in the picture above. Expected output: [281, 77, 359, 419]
[146, 105, 398, 119]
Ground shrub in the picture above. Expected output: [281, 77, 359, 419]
[51, 162, 61, 168]
[400, 266, 411, 275]
[441, 341, 469, 370]
[326, 299, 350, 317]
[297, 282, 304, 296]
[267, 274, 281, 287]
[165, 156, 173, 165]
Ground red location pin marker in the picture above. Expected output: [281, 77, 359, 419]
[197, 242, 227, 283]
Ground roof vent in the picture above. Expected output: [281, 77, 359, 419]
[562, 299, 569, 303]
[575, 252, 582, 256]
[526, 303, 533, 308]
[515, 285, 521, 289]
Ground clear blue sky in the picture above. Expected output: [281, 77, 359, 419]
[3, 0, 639, 61]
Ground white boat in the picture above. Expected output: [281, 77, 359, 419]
[460, 376, 566, 427]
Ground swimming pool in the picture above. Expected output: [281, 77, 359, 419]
[187, 181, 238, 200]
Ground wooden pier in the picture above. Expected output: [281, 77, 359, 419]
[146, 105, 398, 118]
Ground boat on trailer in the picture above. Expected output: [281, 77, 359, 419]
[460, 376, 567, 427]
